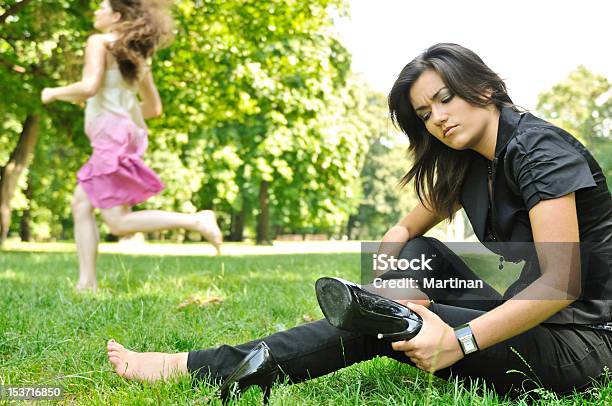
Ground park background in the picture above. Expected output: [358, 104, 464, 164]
[0, 0, 611, 404]
[1, 0, 610, 247]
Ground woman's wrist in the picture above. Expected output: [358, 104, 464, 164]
[382, 224, 410, 242]
[445, 324, 465, 361]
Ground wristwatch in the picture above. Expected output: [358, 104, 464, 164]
[454, 323, 479, 355]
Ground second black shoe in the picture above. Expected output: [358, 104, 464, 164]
[218, 341, 280, 404]
[315, 277, 423, 341]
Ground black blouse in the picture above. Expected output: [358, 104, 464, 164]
[460, 106, 612, 325]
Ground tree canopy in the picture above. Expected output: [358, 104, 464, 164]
[1, 2, 609, 244]
[1, 0, 386, 243]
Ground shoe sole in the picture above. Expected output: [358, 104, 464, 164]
[315, 277, 421, 340]
[315, 277, 354, 330]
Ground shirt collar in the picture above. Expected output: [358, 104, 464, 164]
[494, 105, 523, 159]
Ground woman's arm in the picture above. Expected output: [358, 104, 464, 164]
[137, 67, 163, 119]
[41, 34, 107, 104]
[371, 201, 449, 303]
[468, 192, 579, 348]
[392, 193, 580, 372]
[378, 201, 454, 259]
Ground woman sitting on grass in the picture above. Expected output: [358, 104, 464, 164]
[106, 43, 611, 400]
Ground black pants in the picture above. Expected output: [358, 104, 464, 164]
[187, 237, 612, 397]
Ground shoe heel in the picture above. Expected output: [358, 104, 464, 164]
[245, 370, 277, 404]
[377, 317, 421, 341]
[377, 329, 412, 341]
[218, 342, 279, 404]
[261, 383, 272, 404]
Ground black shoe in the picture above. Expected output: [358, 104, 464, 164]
[315, 277, 422, 341]
[218, 341, 279, 404]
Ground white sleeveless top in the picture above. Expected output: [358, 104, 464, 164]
[84, 35, 146, 130]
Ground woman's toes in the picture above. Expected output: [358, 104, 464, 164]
[108, 341, 125, 352]
[108, 355, 127, 375]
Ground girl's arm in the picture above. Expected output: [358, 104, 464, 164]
[41, 34, 107, 104]
[137, 67, 163, 119]
[392, 193, 580, 372]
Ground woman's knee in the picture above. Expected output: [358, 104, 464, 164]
[392, 236, 446, 272]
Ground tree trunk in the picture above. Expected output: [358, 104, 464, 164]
[229, 208, 246, 242]
[0, 114, 40, 245]
[346, 214, 357, 240]
[19, 178, 32, 241]
[256, 181, 271, 245]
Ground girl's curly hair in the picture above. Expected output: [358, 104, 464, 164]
[108, 0, 174, 83]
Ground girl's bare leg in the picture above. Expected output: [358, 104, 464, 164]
[100, 206, 222, 254]
[107, 339, 189, 382]
[72, 185, 99, 291]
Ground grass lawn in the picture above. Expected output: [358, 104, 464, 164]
[0, 243, 609, 405]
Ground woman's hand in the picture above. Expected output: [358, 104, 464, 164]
[391, 302, 464, 372]
[41, 88, 56, 104]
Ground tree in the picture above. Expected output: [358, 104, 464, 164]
[348, 135, 420, 240]
[2, 0, 383, 244]
[0, 0, 91, 244]
[154, 0, 366, 243]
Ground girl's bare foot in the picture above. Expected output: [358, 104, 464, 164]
[194, 210, 222, 255]
[107, 339, 188, 382]
[76, 279, 97, 293]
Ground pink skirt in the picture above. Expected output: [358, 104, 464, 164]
[77, 113, 164, 209]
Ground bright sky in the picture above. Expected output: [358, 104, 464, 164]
[335, 0, 612, 111]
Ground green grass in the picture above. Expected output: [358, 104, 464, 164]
[0, 245, 609, 405]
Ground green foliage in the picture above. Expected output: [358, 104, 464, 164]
[345, 88, 421, 240]
[349, 136, 419, 240]
[149, 0, 366, 236]
[2, 0, 384, 241]
[3, 4, 610, 243]
[1, 0, 93, 240]
[536, 66, 612, 186]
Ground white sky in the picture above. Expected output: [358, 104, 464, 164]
[335, 0, 612, 111]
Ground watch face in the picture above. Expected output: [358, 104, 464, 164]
[459, 336, 477, 354]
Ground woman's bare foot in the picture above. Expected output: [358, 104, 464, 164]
[107, 339, 188, 382]
[194, 210, 222, 255]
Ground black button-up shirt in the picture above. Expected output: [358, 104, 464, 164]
[460, 106, 612, 324]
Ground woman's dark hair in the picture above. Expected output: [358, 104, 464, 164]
[108, 0, 174, 83]
[389, 43, 517, 220]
